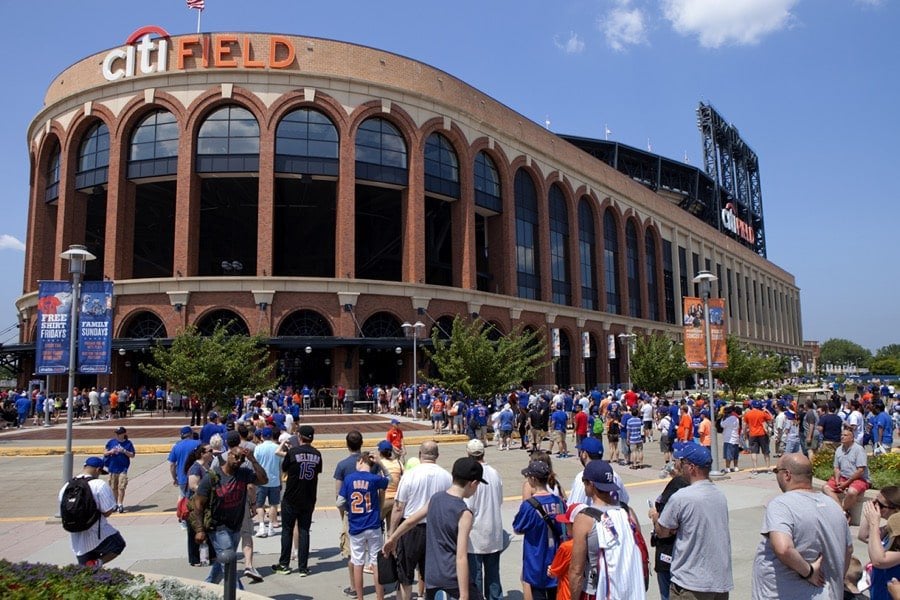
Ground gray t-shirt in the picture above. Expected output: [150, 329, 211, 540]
[425, 491, 471, 592]
[751, 490, 850, 600]
[658, 479, 734, 593]
[834, 443, 868, 480]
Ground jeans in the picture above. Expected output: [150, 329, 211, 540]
[468, 551, 502, 600]
[279, 503, 314, 569]
[657, 569, 673, 600]
[206, 526, 241, 584]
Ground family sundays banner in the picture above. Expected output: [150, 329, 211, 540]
[35, 281, 114, 375]
[683, 297, 728, 369]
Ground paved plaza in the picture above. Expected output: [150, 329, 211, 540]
[0, 412, 875, 599]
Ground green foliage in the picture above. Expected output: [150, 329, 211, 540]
[140, 321, 276, 413]
[875, 344, 900, 360]
[812, 446, 900, 490]
[629, 333, 690, 394]
[422, 316, 549, 399]
[868, 356, 900, 376]
[818, 338, 872, 369]
[713, 336, 781, 401]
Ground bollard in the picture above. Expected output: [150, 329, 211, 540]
[217, 548, 238, 600]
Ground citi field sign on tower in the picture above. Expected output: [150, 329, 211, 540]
[102, 26, 297, 81]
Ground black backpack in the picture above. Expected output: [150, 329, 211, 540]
[60, 476, 101, 535]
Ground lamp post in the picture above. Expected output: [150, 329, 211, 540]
[617, 333, 636, 390]
[692, 269, 723, 476]
[60, 244, 96, 483]
[401, 321, 425, 419]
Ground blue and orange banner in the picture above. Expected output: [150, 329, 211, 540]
[683, 297, 728, 369]
[78, 281, 114, 374]
[36, 281, 73, 374]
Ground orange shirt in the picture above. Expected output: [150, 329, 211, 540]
[743, 408, 772, 437]
[698, 419, 711, 446]
[677, 413, 693, 441]
[547, 538, 573, 600]
[386, 427, 404, 449]
[109, 392, 118, 409]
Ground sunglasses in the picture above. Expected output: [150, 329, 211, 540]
[771, 467, 790, 474]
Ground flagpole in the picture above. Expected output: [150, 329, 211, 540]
[196, 9, 201, 34]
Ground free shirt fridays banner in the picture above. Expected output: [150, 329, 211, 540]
[683, 297, 728, 369]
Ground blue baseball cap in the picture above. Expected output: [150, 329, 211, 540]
[577, 437, 603, 455]
[377, 440, 394, 453]
[583, 460, 618, 493]
[180, 425, 193, 437]
[261, 427, 273, 439]
[673, 441, 712, 468]
[84, 456, 108, 474]
[751, 400, 762, 409]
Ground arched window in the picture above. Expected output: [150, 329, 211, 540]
[424, 133, 459, 198]
[626, 221, 641, 318]
[555, 330, 571, 389]
[75, 122, 109, 189]
[355, 117, 407, 185]
[484, 321, 504, 342]
[122, 311, 167, 339]
[646, 233, 660, 321]
[196, 310, 250, 336]
[515, 170, 540, 300]
[432, 316, 456, 340]
[549, 185, 571, 306]
[196, 106, 259, 173]
[360, 312, 403, 338]
[275, 108, 339, 176]
[277, 310, 333, 337]
[604, 210, 621, 315]
[45, 142, 60, 202]
[474, 151, 501, 212]
[128, 110, 178, 178]
[579, 198, 598, 310]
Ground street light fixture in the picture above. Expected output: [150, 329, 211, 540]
[617, 333, 636, 390]
[692, 269, 723, 476]
[59, 244, 96, 484]
[401, 321, 425, 419]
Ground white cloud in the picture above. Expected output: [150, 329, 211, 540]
[599, 1, 648, 52]
[0, 235, 25, 251]
[661, 0, 798, 48]
[554, 31, 586, 54]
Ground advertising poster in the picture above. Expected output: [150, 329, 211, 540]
[78, 281, 114, 374]
[35, 281, 73, 374]
[581, 331, 591, 359]
[683, 297, 728, 369]
[607, 333, 616, 360]
[551, 328, 561, 358]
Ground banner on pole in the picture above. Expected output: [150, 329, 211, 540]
[581, 332, 591, 359]
[35, 281, 73, 374]
[607, 334, 616, 360]
[683, 297, 728, 369]
[78, 281, 114, 374]
[550, 328, 560, 358]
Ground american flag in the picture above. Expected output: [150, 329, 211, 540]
[187, 0, 204, 10]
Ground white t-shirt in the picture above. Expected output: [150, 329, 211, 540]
[58, 476, 119, 557]
[722, 415, 741, 445]
[847, 411, 864, 444]
[465, 462, 505, 554]
[641, 403, 654, 422]
[395, 461, 452, 523]
[569, 467, 631, 506]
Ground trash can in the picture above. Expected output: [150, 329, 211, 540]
[343, 389, 357, 414]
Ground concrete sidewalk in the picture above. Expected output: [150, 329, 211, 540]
[0, 417, 875, 599]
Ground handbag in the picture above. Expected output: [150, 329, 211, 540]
[176, 496, 190, 521]
[376, 550, 398, 585]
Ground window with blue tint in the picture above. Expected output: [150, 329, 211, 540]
[578, 198, 598, 310]
[604, 210, 621, 314]
[727, 268, 734, 318]
[275, 108, 339, 176]
[646, 233, 659, 321]
[663, 240, 676, 324]
[196, 106, 259, 173]
[355, 118, 407, 185]
[424, 133, 459, 198]
[515, 170, 540, 300]
[474, 151, 501, 213]
[128, 110, 178, 179]
[626, 221, 641, 318]
[678, 246, 688, 303]
[75, 122, 110, 189]
[549, 185, 571, 306]
[45, 143, 60, 202]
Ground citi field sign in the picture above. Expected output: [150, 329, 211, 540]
[720, 202, 755, 244]
[102, 26, 296, 81]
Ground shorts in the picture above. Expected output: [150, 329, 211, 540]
[349, 527, 383, 566]
[551, 430, 565, 444]
[500, 429, 512, 440]
[629, 441, 643, 452]
[723, 442, 740, 462]
[77, 532, 126, 564]
[607, 435, 619, 444]
[432, 414, 444, 422]
[530, 427, 544, 444]
[659, 435, 670, 454]
[108, 471, 128, 490]
[256, 485, 282, 507]
[643, 420, 653, 431]
[397, 522, 427, 584]
[749, 435, 770, 455]
[240, 502, 254, 546]
[826, 476, 870, 496]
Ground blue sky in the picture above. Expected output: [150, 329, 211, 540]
[0, 0, 896, 353]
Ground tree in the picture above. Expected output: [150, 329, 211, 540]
[422, 316, 549, 400]
[818, 338, 871, 369]
[868, 356, 900, 376]
[139, 321, 276, 413]
[874, 344, 900, 360]
[629, 333, 690, 394]
[713, 336, 781, 401]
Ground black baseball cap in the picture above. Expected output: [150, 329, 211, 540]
[452, 456, 488, 484]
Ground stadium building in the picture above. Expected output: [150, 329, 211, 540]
[12, 28, 805, 395]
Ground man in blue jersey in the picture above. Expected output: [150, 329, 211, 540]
[339, 451, 389, 600]
[550, 403, 570, 458]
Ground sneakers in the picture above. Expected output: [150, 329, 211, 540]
[298, 568, 310, 577]
[343, 586, 356, 596]
[83, 558, 103, 570]
[271, 563, 291, 575]
[244, 566, 263, 582]
[255, 528, 268, 538]
[116, 504, 125, 513]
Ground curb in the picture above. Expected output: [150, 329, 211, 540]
[0, 434, 470, 456]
